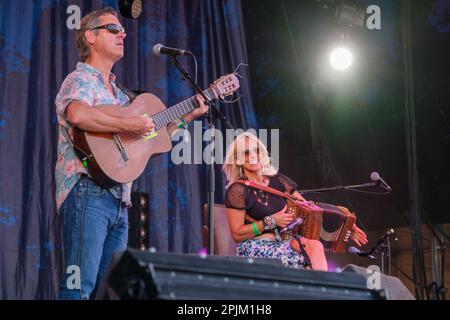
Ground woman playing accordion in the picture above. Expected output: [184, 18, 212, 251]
[223, 132, 368, 271]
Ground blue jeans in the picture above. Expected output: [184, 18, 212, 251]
[58, 175, 128, 300]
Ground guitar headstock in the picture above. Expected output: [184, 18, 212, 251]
[210, 74, 240, 100]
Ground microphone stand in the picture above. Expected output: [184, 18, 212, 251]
[298, 181, 379, 195]
[356, 229, 395, 275]
[170, 56, 235, 256]
[380, 230, 394, 275]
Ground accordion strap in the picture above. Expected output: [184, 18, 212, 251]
[236, 180, 299, 224]
[236, 180, 298, 200]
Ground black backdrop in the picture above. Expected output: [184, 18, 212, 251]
[242, 0, 450, 230]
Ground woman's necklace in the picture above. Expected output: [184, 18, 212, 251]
[253, 176, 269, 206]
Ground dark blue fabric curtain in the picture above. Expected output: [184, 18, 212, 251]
[0, 0, 255, 299]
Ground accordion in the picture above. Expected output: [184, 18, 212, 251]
[283, 199, 356, 253]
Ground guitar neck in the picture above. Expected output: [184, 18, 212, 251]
[152, 87, 218, 130]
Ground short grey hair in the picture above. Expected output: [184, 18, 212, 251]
[75, 7, 119, 62]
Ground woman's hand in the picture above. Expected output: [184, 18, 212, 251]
[351, 224, 368, 247]
[271, 205, 294, 228]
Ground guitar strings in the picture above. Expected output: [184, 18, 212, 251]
[114, 85, 225, 140]
[116, 98, 198, 140]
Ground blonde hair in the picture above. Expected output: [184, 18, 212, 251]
[223, 132, 278, 187]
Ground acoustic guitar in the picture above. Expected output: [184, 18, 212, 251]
[73, 74, 240, 188]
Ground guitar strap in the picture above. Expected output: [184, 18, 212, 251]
[115, 83, 140, 103]
[60, 122, 91, 169]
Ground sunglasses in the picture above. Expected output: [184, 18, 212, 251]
[90, 24, 125, 35]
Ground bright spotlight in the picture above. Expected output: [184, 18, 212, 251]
[119, 0, 143, 19]
[329, 47, 353, 71]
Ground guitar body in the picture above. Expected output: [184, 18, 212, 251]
[72, 73, 240, 188]
[73, 93, 172, 188]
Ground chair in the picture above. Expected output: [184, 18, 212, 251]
[202, 204, 239, 256]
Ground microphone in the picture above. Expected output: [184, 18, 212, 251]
[280, 217, 303, 234]
[384, 228, 395, 237]
[370, 171, 392, 191]
[348, 246, 377, 260]
[349, 228, 394, 260]
[379, 228, 395, 242]
[152, 43, 193, 56]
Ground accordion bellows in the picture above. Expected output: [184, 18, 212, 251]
[284, 200, 356, 253]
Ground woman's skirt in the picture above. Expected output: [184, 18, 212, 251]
[236, 238, 310, 269]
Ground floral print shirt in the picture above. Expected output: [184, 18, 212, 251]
[54, 62, 132, 211]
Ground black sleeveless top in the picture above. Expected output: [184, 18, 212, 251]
[225, 174, 298, 234]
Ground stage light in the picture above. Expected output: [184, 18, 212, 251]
[329, 47, 353, 71]
[119, 0, 143, 19]
[335, 1, 365, 28]
[313, 0, 366, 28]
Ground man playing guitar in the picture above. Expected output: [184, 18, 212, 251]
[55, 7, 207, 299]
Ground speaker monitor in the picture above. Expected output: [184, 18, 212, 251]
[96, 248, 387, 300]
[341, 264, 415, 300]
